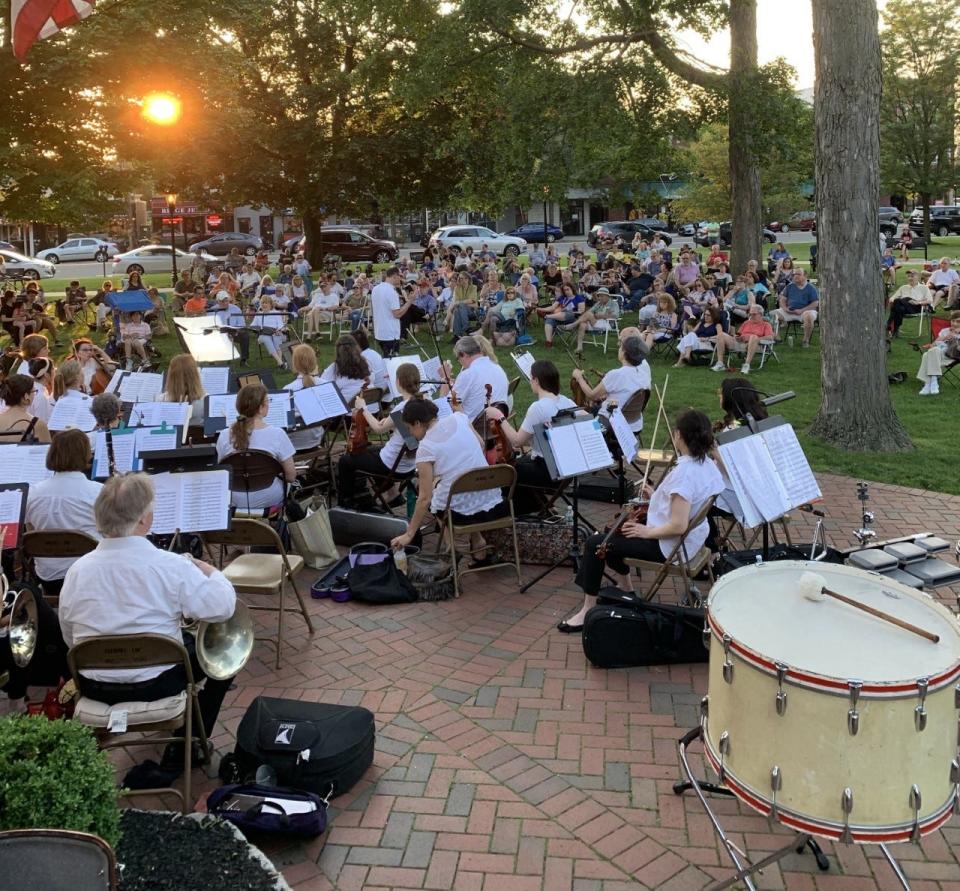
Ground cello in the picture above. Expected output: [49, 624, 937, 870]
[347, 377, 372, 455]
[479, 383, 512, 465]
[71, 338, 113, 395]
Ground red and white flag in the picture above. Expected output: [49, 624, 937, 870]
[11, 0, 96, 60]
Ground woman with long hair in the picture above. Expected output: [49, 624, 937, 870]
[27, 357, 55, 423]
[716, 377, 769, 433]
[70, 337, 116, 394]
[337, 362, 422, 509]
[445, 272, 479, 337]
[320, 334, 371, 405]
[283, 344, 325, 451]
[0, 375, 51, 443]
[160, 354, 207, 425]
[53, 358, 86, 400]
[215, 383, 297, 509]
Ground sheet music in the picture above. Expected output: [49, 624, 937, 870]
[0, 445, 52, 484]
[104, 372, 124, 395]
[206, 392, 290, 428]
[128, 402, 190, 429]
[292, 383, 348, 425]
[717, 436, 790, 526]
[547, 419, 614, 479]
[139, 426, 179, 460]
[251, 313, 286, 333]
[422, 356, 441, 387]
[759, 424, 821, 508]
[199, 366, 230, 395]
[608, 408, 638, 463]
[118, 372, 165, 403]
[0, 486, 25, 549]
[48, 395, 96, 431]
[433, 397, 453, 419]
[206, 394, 233, 420]
[385, 355, 426, 399]
[150, 469, 231, 534]
[512, 351, 535, 380]
[175, 314, 237, 363]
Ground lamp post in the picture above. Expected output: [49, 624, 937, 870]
[543, 186, 550, 250]
[166, 193, 178, 289]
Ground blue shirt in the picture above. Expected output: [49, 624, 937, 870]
[414, 291, 438, 315]
[784, 281, 819, 311]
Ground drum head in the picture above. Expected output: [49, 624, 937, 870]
[708, 560, 960, 685]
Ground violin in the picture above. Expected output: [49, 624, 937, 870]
[347, 377, 371, 455]
[480, 383, 512, 466]
[595, 498, 650, 559]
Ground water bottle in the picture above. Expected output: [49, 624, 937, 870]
[563, 505, 574, 527]
[393, 547, 408, 574]
[405, 486, 417, 519]
[755, 553, 763, 566]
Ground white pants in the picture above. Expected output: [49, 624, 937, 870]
[917, 346, 945, 383]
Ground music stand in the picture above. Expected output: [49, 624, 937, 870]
[0, 483, 29, 551]
[146, 465, 232, 552]
[520, 413, 614, 592]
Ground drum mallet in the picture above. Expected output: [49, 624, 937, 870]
[799, 571, 940, 644]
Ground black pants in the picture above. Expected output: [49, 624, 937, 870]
[448, 500, 510, 526]
[887, 299, 922, 333]
[377, 339, 399, 358]
[337, 447, 413, 504]
[575, 532, 665, 596]
[79, 633, 232, 738]
[228, 329, 253, 362]
[513, 455, 557, 516]
[400, 304, 427, 338]
[39, 577, 64, 599]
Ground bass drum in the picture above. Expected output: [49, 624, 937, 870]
[704, 560, 960, 843]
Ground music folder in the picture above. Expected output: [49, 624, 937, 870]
[291, 381, 349, 426]
[0, 482, 28, 549]
[149, 468, 232, 535]
[534, 415, 614, 481]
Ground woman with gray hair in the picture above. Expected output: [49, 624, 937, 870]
[571, 336, 652, 433]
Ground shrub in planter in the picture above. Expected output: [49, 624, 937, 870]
[0, 715, 121, 846]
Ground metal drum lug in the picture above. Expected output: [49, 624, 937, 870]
[840, 788, 854, 844]
[847, 681, 862, 736]
[770, 765, 782, 819]
[702, 620, 711, 649]
[722, 634, 734, 684]
[954, 684, 959, 709]
[909, 785, 922, 843]
[718, 731, 730, 782]
[915, 678, 929, 732]
[775, 663, 788, 716]
[699, 695, 709, 731]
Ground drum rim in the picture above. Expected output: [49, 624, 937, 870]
[708, 561, 960, 696]
[702, 735, 958, 842]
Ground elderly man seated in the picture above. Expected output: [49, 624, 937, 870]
[887, 269, 933, 336]
[926, 256, 960, 309]
[774, 268, 819, 347]
[59, 473, 237, 783]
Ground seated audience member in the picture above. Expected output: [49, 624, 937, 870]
[58, 472, 236, 778]
[557, 410, 724, 632]
[338, 362, 422, 508]
[482, 286, 525, 338]
[400, 277, 438, 339]
[880, 247, 900, 287]
[675, 305, 723, 367]
[723, 275, 755, 321]
[640, 293, 678, 349]
[572, 336, 651, 433]
[389, 397, 506, 565]
[712, 303, 774, 373]
[120, 311, 152, 370]
[25, 430, 102, 598]
[184, 285, 209, 314]
[887, 269, 933, 336]
[445, 272, 480, 338]
[767, 242, 790, 274]
[773, 257, 796, 295]
[574, 287, 621, 354]
[216, 383, 296, 509]
[0, 374, 51, 443]
[251, 296, 289, 369]
[483, 360, 578, 516]
[774, 268, 819, 347]
[303, 280, 342, 338]
[926, 257, 960, 309]
[540, 283, 586, 347]
[916, 311, 960, 396]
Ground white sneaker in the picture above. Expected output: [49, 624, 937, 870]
[741, 363, 750, 375]
[919, 381, 931, 395]
[711, 362, 726, 372]
[930, 377, 940, 395]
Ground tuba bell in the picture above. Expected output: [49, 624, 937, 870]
[184, 601, 255, 680]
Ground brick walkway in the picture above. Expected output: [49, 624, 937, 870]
[182, 472, 960, 890]
[7, 472, 958, 889]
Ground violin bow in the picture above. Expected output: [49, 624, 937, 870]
[638, 373, 669, 494]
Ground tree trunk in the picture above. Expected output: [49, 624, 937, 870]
[303, 211, 325, 269]
[809, 0, 912, 451]
[728, 0, 762, 274]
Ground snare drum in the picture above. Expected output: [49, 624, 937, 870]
[704, 560, 960, 843]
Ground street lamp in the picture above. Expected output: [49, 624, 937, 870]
[542, 186, 550, 251]
[166, 193, 178, 288]
[142, 93, 182, 127]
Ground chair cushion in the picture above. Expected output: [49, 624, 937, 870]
[74, 691, 187, 728]
[224, 553, 304, 588]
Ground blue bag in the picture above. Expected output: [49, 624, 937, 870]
[207, 783, 330, 837]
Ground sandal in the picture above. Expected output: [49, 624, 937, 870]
[468, 554, 496, 570]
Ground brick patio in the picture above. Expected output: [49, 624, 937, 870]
[12, 472, 960, 889]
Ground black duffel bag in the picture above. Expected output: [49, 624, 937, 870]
[228, 697, 375, 798]
[715, 544, 844, 577]
[582, 589, 708, 669]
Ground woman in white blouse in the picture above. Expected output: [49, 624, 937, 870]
[216, 383, 296, 509]
[283, 344, 325, 451]
[320, 334, 370, 406]
[389, 397, 505, 568]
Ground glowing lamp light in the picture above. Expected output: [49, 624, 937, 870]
[142, 93, 182, 126]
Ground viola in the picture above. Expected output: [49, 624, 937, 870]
[595, 498, 650, 560]
[347, 377, 371, 455]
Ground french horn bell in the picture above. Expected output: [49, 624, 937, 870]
[186, 601, 255, 680]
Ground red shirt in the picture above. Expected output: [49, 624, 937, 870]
[738, 319, 773, 340]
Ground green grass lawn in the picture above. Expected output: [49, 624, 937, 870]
[26, 297, 956, 496]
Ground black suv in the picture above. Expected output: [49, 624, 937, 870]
[587, 221, 672, 247]
[190, 231, 264, 256]
[910, 205, 960, 237]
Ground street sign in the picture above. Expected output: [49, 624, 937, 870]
[162, 216, 183, 225]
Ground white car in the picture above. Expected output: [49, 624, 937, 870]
[429, 225, 526, 257]
[111, 245, 218, 275]
[36, 237, 119, 264]
[0, 248, 57, 280]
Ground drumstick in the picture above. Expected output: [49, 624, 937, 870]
[799, 572, 939, 643]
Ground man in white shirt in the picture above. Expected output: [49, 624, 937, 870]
[927, 257, 960, 309]
[371, 267, 410, 357]
[59, 473, 236, 765]
[237, 264, 261, 297]
[214, 292, 252, 363]
[442, 335, 509, 421]
[887, 269, 933, 336]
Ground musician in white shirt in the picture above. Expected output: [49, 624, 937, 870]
[572, 336, 651, 432]
[25, 429, 102, 597]
[214, 292, 253, 364]
[283, 344, 325, 451]
[320, 334, 371, 406]
[371, 267, 412, 357]
[59, 472, 236, 756]
[440, 335, 509, 421]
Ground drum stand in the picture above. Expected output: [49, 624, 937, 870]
[675, 726, 915, 889]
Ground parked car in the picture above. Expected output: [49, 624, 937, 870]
[428, 225, 526, 257]
[694, 222, 776, 247]
[36, 237, 119, 264]
[0, 248, 57, 280]
[111, 245, 218, 276]
[189, 231, 264, 256]
[677, 221, 706, 237]
[586, 221, 673, 247]
[632, 216, 668, 231]
[314, 228, 399, 263]
[0, 241, 15, 252]
[505, 222, 565, 243]
[283, 234, 305, 253]
[909, 205, 960, 237]
[878, 206, 902, 225]
[767, 211, 817, 233]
